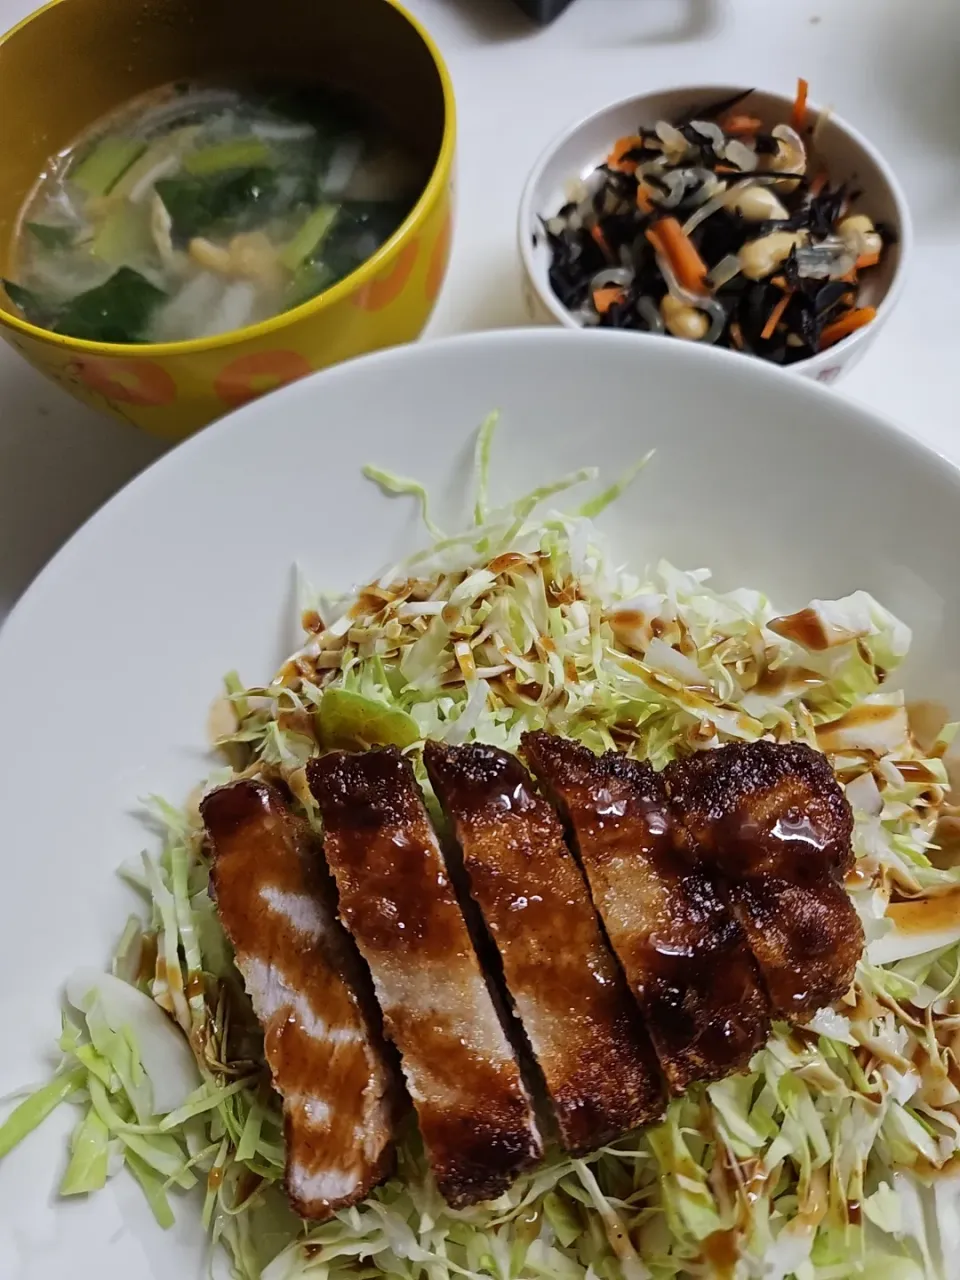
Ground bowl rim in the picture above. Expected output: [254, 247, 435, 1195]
[517, 82, 913, 370]
[0, 0, 456, 358]
[6, 325, 959, 640]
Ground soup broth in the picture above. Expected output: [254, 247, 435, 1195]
[3, 82, 425, 344]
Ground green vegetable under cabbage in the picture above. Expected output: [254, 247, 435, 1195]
[3, 415, 960, 1279]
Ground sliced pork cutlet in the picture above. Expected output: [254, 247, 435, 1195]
[424, 741, 664, 1151]
[201, 779, 396, 1220]
[522, 731, 770, 1094]
[307, 748, 543, 1208]
[664, 739, 864, 1020]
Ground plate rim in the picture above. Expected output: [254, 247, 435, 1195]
[4, 327, 958, 656]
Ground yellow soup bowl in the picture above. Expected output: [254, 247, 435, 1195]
[0, 0, 455, 438]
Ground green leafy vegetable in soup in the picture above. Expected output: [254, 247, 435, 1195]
[4, 81, 425, 344]
[155, 167, 281, 242]
[54, 267, 167, 344]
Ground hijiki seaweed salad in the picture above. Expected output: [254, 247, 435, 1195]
[542, 82, 893, 363]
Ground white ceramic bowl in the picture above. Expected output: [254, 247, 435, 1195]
[1, 330, 958, 1277]
[518, 85, 912, 385]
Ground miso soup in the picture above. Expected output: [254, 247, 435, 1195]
[3, 82, 426, 344]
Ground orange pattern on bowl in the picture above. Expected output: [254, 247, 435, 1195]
[214, 350, 313, 407]
[68, 356, 178, 407]
[353, 239, 421, 312]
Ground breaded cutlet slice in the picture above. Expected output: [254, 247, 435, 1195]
[202, 779, 396, 1220]
[307, 748, 543, 1207]
[522, 731, 770, 1094]
[664, 739, 864, 1019]
[424, 741, 664, 1150]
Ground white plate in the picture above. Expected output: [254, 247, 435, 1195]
[1, 328, 958, 1278]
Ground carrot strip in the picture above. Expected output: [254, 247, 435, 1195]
[645, 228, 665, 277]
[593, 286, 626, 315]
[791, 77, 809, 133]
[761, 291, 792, 340]
[646, 216, 709, 294]
[819, 306, 876, 349]
[607, 134, 644, 173]
[856, 250, 880, 270]
[809, 169, 828, 198]
[720, 113, 763, 136]
[590, 223, 614, 261]
[771, 275, 789, 291]
[636, 183, 654, 214]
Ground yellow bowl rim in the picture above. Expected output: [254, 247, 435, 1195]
[0, 0, 455, 358]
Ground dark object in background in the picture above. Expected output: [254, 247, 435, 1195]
[512, 0, 577, 23]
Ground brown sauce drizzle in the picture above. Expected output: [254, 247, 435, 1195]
[845, 862, 873, 889]
[895, 760, 938, 783]
[753, 665, 822, 696]
[545, 578, 581, 606]
[349, 590, 390, 620]
[822, 702, 903, 731]
[816, 701, 907, 753]
[488, 551, 540, 575]
[669, 740, 853, 882]
[912, 1152, 960, 1180]
[608, 608, 646, 630]
[309, 752, 471, 964]
[885, 888, 960, 935]
[136, 932, 158, 985]
[768, 606, 833, 650]
[335, 824, 468, 962]
[702, 1229, 739, 1276]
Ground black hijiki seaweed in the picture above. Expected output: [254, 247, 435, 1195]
[673, 88, 756, 126]
[539, 93, 883, 363]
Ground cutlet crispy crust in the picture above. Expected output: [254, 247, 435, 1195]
[425, 741, 664, 1150]
[522, 732, 770, 1094]
[308, 748, 542, 1207]
[202, 779, 396, 1220]
[665, 740, 863, 1017]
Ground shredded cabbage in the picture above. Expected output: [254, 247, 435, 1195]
[3, 415, 960, 1279]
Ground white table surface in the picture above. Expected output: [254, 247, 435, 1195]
[1, 0, 957, 620]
